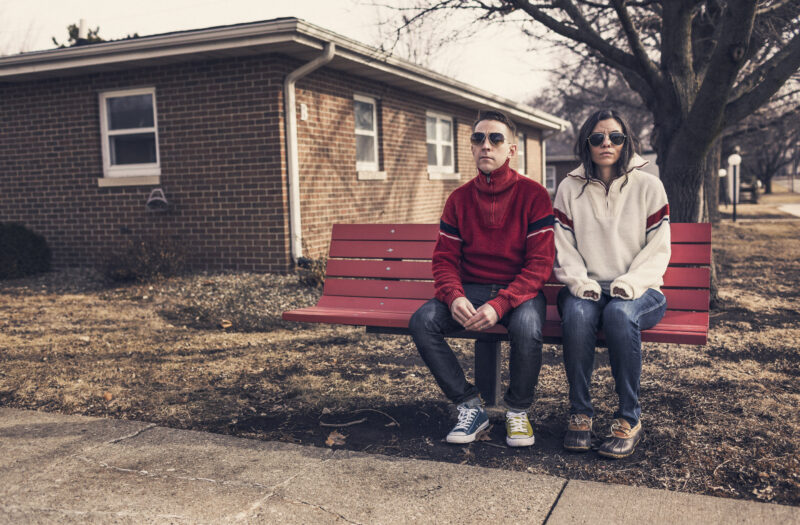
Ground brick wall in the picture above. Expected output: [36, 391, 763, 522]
[1, 55, 292, 272]
[1, 52, 549, 272]
[293, 68, 546, 259]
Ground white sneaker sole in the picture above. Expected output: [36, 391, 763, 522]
[446, 420, 490, 444]
[506, 435, 535, 447]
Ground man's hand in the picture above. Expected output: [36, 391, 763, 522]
[462, 304, 499, 331]
[450, 297, 477, 326]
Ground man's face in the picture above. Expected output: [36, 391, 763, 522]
[471, 119, 516, 174]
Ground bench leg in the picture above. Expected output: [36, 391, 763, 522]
[474, 340, 502, 407]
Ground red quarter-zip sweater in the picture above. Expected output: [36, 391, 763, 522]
[433, 159, 555, 318]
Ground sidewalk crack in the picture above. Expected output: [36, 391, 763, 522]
[106, 423, 156, 444]
[542, 479, 569, 525]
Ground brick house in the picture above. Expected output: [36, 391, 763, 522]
[0, 18, 567, 273]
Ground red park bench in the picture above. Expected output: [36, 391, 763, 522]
[282, 223, 711, 406]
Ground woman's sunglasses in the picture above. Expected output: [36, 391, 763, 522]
[587, 132, 626, 147]
[470, 132, 506, 146]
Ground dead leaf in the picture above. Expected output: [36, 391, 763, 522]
[102, 391, 113, 401]
[325, 430, 346, 447]
[219, 320, 233, 329]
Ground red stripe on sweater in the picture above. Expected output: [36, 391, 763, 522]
[646, 204, 670, 229]
[554, 208, 573, 229]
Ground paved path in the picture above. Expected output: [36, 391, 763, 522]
[1, 408, 797, 524]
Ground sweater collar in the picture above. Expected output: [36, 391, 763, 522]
[567, 154, 649, 181]
[474, 158, 518, 195]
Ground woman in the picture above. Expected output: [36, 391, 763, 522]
[553, 109, 670, 459]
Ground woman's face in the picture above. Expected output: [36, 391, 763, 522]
[589, 118, 624, 169]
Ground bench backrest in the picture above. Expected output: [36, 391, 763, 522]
[318, 223, 711, 343]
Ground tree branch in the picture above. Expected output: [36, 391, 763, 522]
[508, 0, 639, 71]
[610, 0, 662, 89]
[724, 30, 800, 125]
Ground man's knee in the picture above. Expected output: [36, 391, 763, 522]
[507, 299, 544, 342]
[409, 300, 446, 336]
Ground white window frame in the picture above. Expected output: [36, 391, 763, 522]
[98, 87, 161, 185]
[426, 111, 458, 179]
[354, 95, 382, 177]
[516, 132, 526, 175]
[546, 165, 557, 193]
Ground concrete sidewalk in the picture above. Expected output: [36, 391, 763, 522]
[1, 408, 797, 524]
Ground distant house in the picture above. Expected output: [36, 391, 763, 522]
[0, 18, 567, 273]
[545, 138, 661, 196]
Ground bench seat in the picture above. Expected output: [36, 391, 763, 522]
[282, 222, 711, 405]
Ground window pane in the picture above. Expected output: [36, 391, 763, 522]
[354, 100, 374, 131]
[426, 117, 437, 141]
[356, 135, 376, 163]
[110, 133, 157, 165]
[107, 94, 154, 130]
[427, 143, 438, 166]
[442, 145, 452, 167]
[439, 119, 452, 142]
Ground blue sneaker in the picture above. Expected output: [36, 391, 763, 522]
[446, 403, 489, 444]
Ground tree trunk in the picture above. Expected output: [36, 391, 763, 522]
[704, 139, 722, 224]
[658, 156, 705, 222]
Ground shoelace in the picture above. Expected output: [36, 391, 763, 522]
[454, 406, 480, 431]
[506, 412, 529, 433]
[610, 420, 631, 437]
[569, 414, 591, 429]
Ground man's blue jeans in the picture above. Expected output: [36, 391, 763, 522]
[409, 284, 545, 411]
[557, 287, 667, 426]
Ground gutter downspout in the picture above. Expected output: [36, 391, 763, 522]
[284, 42, 335, 264]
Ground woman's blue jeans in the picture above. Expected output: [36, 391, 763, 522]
[557, 287, 667, 426]
[409, 284, 545, 411]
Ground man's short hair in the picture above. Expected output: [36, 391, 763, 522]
[473, 110, 517, 136]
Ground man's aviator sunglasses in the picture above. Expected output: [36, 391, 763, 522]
[587, 131, 626, 147]
[470, 132, 506, 146]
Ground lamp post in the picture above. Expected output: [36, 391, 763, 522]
[718, 168, 728, 206]
[727, 147, 742, 222]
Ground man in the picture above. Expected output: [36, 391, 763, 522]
[409, 110, 555, 447]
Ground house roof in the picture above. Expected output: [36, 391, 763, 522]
[0, 18, 568, 132]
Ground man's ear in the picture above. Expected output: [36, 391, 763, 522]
[507, 143, 517, 158]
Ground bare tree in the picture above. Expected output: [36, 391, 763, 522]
[725, 81, 800, 194]
[386, 1, 800, 222]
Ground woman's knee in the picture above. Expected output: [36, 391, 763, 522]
[602, 301, 638, 332]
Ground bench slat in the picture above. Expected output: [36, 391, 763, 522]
[332, 224, 438, 241]
[662, 267, 711, 288]
[329, 240, 436, 260]
[326, 259, 432, 279]
[670, 222, 711, 243]
[327, 278, 709, 312]
[670, 243, 712, 264]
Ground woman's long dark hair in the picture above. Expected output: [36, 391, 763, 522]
[574, 109, 638, 195]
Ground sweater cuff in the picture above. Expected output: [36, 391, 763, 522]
[573, 281, 602, 301]
[610, 279, 635, 300]
[487, 296, 511, 320]
[442, 289, 466, 308]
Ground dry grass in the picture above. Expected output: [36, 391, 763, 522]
[1, 182, 798, 506]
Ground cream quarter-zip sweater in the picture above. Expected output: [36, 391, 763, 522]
[553, 155, 670, 300]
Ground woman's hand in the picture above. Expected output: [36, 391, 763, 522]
[582, 290, 599, 300]
[612, 286, 630, 299]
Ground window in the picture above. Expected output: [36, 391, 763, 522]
[99, 88, 160, 184]
[426, 112, 456, 178]
[354, 95, 380, 173]
[546, 166, 557, 193]
[516, 132, 526, 175]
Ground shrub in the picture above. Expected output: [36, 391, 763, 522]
[102, 234, 189, 282]
[297, 256, 327, 289]
[0, 223, 52, 279]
